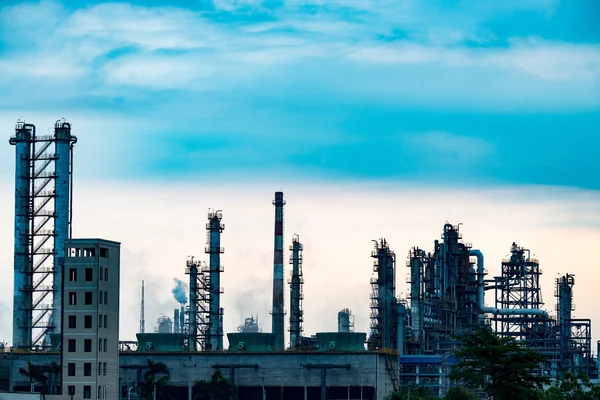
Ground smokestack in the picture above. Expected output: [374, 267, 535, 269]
[272, 191, 286, 351]
[174, 308, 180, 334]
[206, 210, 224, 351]
[180, 306, 185, 335]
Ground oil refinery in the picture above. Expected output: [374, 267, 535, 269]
[0, 119, 598, 400]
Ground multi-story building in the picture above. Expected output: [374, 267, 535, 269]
[61, 239, 120, 400]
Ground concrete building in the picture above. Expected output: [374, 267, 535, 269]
[61, 239, 120, 400]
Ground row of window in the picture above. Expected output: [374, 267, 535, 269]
[67, 246, 109, 258]
[66, 338, 109, 352]
[67, 314, 109, 329]
[67, 384, 113, 400]
[66, 362, 107, 377]
[68, 267, 109, 282]
[68, 291, 108, 306]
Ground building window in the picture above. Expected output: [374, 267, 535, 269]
[85, 268, 93, 281]
[103, 362, 107, 376]
[85, 315, 92, 328]
[84, 339, 92, 352]
[104, 292, 108, 305]
[98, 338, 102, 352]
[100, 268, 103, 281]
[98, 362, 102, 375]
[104, 315, 108, 328]
[98, 315, 102, 328]
[84, 363, 92, 376]
[98, 386, 102, 399]
[69, 268, 77, 282]
[68, 315, 76, 329]
[100, 248, 109, 258]
[99, 291, 103, 305]
[104, 268, 108, 281]
[69, 292, 77, 305]
[84, 385, 91, 399]
[104, 338, 107, 352]
[67, 363, 76, 377]
[68, 339, 76, 352]
[68, 386, 75, 396]
[85, 292, 93, 305]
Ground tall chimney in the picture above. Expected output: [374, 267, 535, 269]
[272, 192, 286, 351]
[174, 308, 180, 334]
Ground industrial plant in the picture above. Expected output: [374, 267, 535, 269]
[0, 119, 598, 399]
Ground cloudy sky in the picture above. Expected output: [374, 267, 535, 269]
[0, 0, 599, 348]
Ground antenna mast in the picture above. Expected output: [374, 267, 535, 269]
[140, 280, 145, 334]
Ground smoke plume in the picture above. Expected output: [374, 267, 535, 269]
[172, 279, 188, 305]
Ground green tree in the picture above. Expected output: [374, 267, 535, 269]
[444, 385, 477, 400]
[141, 359, 170, 400]
[19, 361, 47, 392]
[47, 361, 61, 395]
[193, 371, 233, 400]
[540, 371, 600, 400]
[385, 385, 437, 400]
[450, 327, 549, 400]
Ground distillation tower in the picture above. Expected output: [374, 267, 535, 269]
[10, 119, 77, 349]
[288, 234, 304, 350]
[368, 239, 397, 351]
[338, 308, 354, 333]
[206, 210, 225, 350]
[271, 192, 286, 351]
[185, 257, 209, 351]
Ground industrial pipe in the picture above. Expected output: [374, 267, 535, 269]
[469, 249, 548, 317]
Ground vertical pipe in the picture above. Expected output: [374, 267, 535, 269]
[10, 122, 34, 349]
[206, 211, 224, 350]
[188, 261, 198, 351]
[272, 192, 285, 351]
[180, 306, 185, 335]
[174, 308, 180, 334]
[410, 250, 422, 342]
[396, 303, 406, 355]
[53, 120, 75, 336]
[320, 369, 327, 400]
[289, 234, 303, 349]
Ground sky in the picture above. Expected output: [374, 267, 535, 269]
[0, 0, 599, 348]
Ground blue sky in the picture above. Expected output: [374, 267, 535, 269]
[0, 0, 599, 187]
[1, 0, 600, 343]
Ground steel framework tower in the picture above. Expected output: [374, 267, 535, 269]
[205, 210, 224, 350]
[185, 257, 209, 351]
[271, 192, 285, 351]
[368, 239, 396, 351]
[492, 243, 546, 341]
[288, 234, 303, 350]
[10, 119, 76, 349]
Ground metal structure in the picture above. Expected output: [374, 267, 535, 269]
[288, 234, 304, 350]
[205, 210, 224, 350]
[238, 315, 261, 333]
[397, 223, 596, 391]
[10, 119, 76, 349]
[338, 308, 354, 333]
[491, 243, 546, 341]
[271, 192, 286, 351]
[368, 239, 397, 351]
[554, 274, 593, 375]
[185, 257, 209, 351]
[140, 280, 145, 334]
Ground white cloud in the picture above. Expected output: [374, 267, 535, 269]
[1, 181, 599, 347]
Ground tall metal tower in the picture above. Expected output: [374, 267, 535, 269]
[492, 243, 546, 341]
[140, 281, 145, 334]
[185, 257, 209, 351]
[205, 210, 224, 351]
[271, 192, 285, 351]
[368, 239, 396, 351]
[288, 234, 303, 350]
[10, 119, 76, 349]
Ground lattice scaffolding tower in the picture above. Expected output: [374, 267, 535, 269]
[10, 119, 77, 350]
